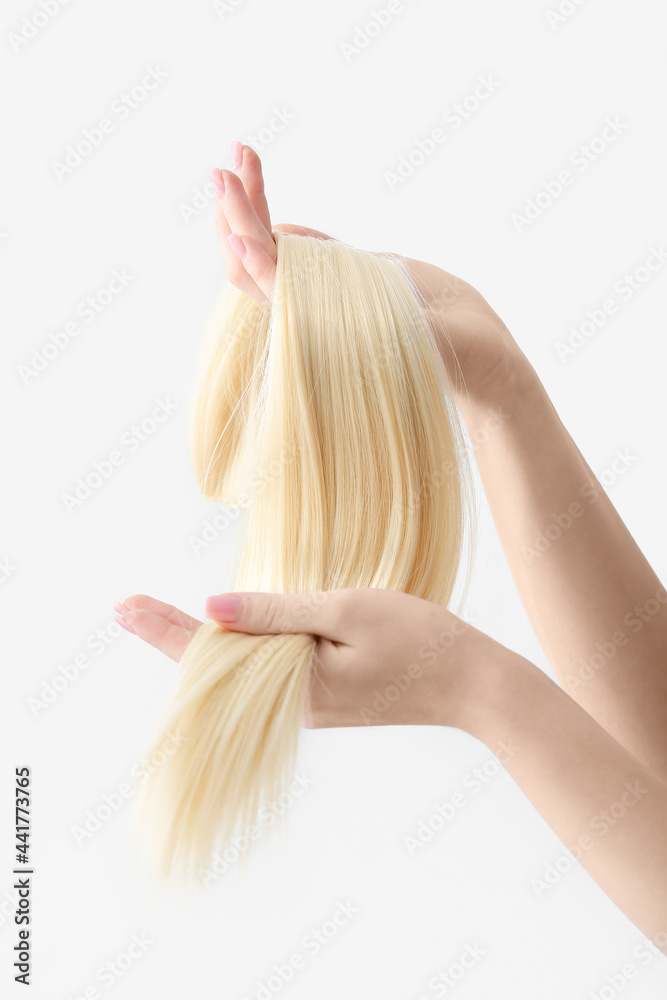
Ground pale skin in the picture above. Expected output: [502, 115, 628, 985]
[116, 142, 667, 953]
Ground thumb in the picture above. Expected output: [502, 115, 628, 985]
[204, 590, 351, 644]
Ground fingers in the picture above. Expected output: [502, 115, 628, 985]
[212, 175, 262, 303]
[227, 233, 276, 305]
[119, 609, 197, 663]
[237, 145, 272, 234]
[212, 161, 276, 305]
[219, 168, 275, 258]
[119, 594, 203, 633]
[204, 590, 357, 644]
[114, 595, 202, 663]
[211, 143, 336, 308]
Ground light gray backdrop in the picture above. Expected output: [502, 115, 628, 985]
[2, 0, 667, 997]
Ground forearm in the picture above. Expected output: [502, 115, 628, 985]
[455, 362, 667, 779]
[460, 649, 667, 952]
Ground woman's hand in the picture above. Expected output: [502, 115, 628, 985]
[114, 589, 504, 731]
[211, 142, 529, 405]
[392, 254, 528, 405]
[113, 595, 202, 663]
[210, 143, 335, 308]
[116, 589, 667, 949]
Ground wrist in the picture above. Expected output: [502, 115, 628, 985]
[445, 629, 539, 752]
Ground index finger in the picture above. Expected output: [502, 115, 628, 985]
[236, 144, 272, 235]
[120, 594, 203, 633]
[119, 609, 198, 664]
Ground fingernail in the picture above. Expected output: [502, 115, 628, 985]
[227, 233, 247, 259]
[113, 602, 128, 615]
[210, 168, 225, 197]
[115, 615, 136, 635]
[206, 594, 241, 621]
[231, 141, 243, 170]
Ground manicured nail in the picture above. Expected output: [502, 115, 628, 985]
[113, 602, 128, 615]
[227, 234, 247, 259]
[115, 615, 136, 634]
[210, 168, 225, 197]
[231, 141, 243, 170]
[206, 594, 242, 621]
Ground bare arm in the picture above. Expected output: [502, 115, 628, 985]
[453, 359, 667, 781]
[208, 144, 667, 782]
[119, 588, 667, 951]
[466, 638, 667, 954]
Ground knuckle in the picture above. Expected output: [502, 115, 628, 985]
[225, 260, 245, 284]
[262, 595, 285, 634]
[345, 587, 391, 631]
[325, 588, 357, 631]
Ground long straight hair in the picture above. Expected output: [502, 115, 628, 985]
[137, 232, 473, 878]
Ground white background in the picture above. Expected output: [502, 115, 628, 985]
[2, 0, 667, 997]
